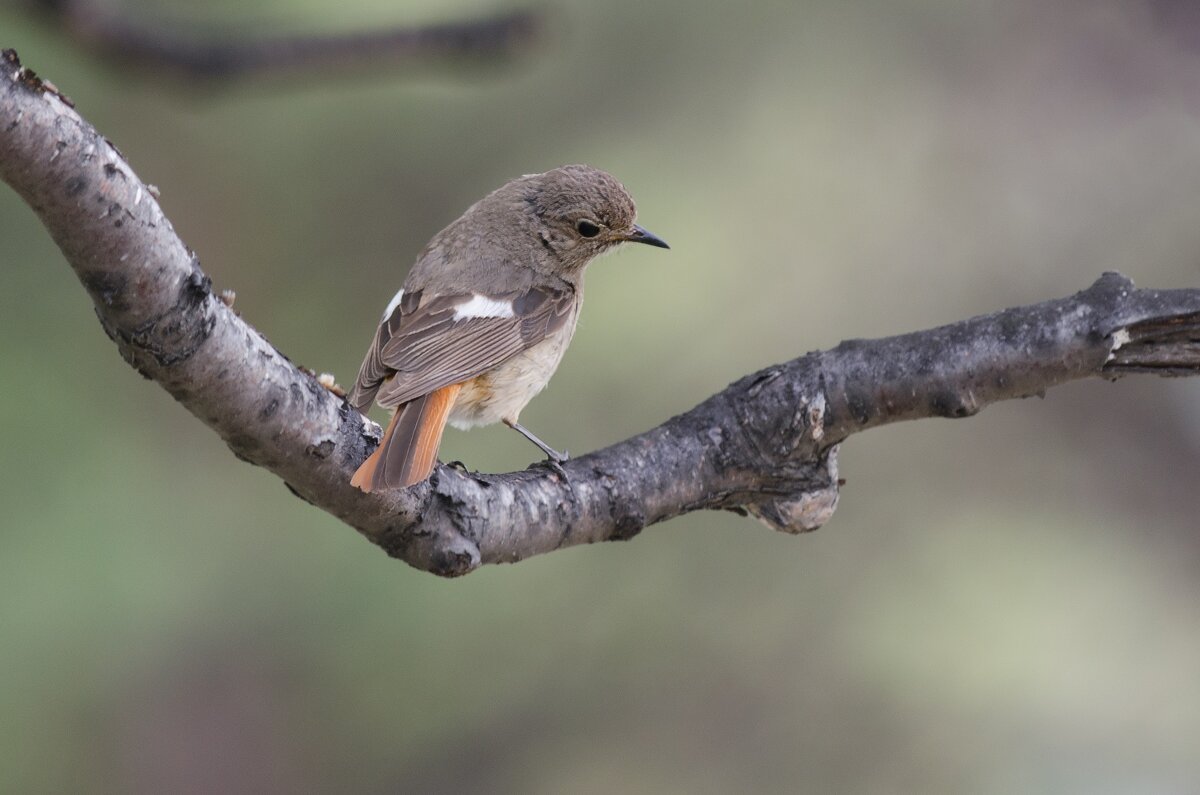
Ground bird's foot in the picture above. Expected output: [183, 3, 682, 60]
[533, 455, 570, 483]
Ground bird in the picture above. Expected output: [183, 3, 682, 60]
[347, 164, 669, 492]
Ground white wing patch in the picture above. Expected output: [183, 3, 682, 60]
[382, 288, 405, 321]
[453, 294, 516, 320]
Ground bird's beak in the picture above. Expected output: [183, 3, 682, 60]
[625, 224, 670, 249]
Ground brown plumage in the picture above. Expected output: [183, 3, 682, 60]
[349, 164, 669, 492]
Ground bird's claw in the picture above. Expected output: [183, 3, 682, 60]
[534, 456, 570, 483]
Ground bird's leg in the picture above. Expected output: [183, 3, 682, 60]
[503, 419, 569, 464]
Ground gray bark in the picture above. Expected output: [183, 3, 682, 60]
[3, 49, 1198, 577]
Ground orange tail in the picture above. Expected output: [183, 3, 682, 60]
[351, 383, 462, 492]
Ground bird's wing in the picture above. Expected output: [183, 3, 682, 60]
[348, 286, 576, 412]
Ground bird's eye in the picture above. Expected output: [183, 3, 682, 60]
[576, 219, 601, 238]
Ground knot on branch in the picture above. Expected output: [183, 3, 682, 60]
[382, 516, 483, 578]
[744, 445, 841, 534]
[730, 377, 842, 534]
[96, 260, 218, 371]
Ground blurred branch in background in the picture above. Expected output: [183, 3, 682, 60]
[12, 0, 541, 81]
[4, 48, 1200, 578]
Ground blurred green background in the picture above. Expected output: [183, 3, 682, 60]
[3, 0, 1200, 791]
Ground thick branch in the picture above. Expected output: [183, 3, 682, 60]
[4, 49, 1199, 576]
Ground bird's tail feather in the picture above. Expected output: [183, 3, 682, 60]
[351, 383, 462, 492]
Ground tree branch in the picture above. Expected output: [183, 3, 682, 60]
[4, 49, 1199, 577]
[17, 0, 541, 82]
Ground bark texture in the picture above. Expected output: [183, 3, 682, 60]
[4, 49, 1199, 576]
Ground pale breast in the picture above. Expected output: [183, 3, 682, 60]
[447, 321, 577, 430]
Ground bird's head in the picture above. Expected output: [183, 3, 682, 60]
[518, 164, 669, 272]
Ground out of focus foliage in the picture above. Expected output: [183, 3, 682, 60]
[2, 1, 1199, 791]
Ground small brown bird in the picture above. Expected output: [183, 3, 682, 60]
[348, 164, 669, 491]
